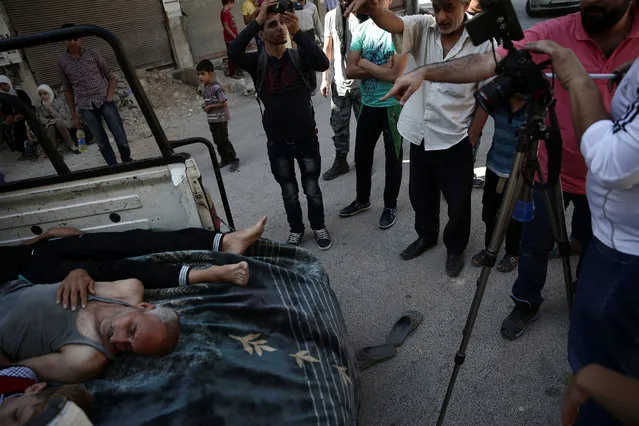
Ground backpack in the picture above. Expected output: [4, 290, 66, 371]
[254, 48, 316, 114]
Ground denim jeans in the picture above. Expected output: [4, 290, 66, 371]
[267, 136, 325, 233]
[80, 101, 131, 165]
[511, 186, 592, 305]
[568, 237, 639, 425]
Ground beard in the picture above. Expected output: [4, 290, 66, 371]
[581, 0, 631, 34]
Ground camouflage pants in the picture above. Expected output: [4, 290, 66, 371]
[330, 83, 361, 154]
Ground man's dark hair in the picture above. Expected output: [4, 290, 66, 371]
[196, 60, 215, 73]
[61, 23, 75, 29]
[222, 0, 234, 5]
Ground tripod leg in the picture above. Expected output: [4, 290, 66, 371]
[436, 152, 526, 426]
[535, 170, 575, 310]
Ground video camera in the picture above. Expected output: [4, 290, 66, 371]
[465, 0, 551, 114]
[268, 0, 304, 13]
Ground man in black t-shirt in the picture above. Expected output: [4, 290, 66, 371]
[228, 0, 332, 250]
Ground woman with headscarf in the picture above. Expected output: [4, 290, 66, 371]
[0, 75, 28, 154]
[36, 84, 78, 154]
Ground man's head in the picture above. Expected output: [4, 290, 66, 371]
[580, 0, 633, 34]
[61, 23, 82, 51]
[0, 384, 91, 426]
[100, 302, 180, 356]
[260, 13, 289, 45]
[196, 60, 216, 85]
[432, 0, 469, 35]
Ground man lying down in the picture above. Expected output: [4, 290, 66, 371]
[0, 218, 268, 384]
[1, 217, 266, 310]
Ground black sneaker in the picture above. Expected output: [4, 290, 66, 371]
[339, 200, 371, 217]
[219, 160, 230, 169]
[501, 302, 541, 340]
[313, 227, 332, 250]
[379, 207, 397, 229]
[286, 231, 304, 246]
[229, 160, 239, 172]
[473, 174, 485, 188]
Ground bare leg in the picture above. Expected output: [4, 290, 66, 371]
[221, 216, 267, 255]
[188, 261, 249, 286]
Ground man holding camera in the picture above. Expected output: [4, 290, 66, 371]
[523, 42, 639, 426]
[228, 0, 333, 250]
[344, 0, 493, 277]
[360, 0, 639, 337]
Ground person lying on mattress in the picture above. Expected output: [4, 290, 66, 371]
[0, 217, 268, 306]
[0, 364, 93, 425]
[0, 277, 180, 383]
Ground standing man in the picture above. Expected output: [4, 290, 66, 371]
[320, 0, 362, 181]
[338, 0, 409, 229]
[295, 0, 324, 44]
[228, 0, 332, 249]
[58, 23, 131, 166]
[372, 0, 639, 336]
[346, 0, 492, 276]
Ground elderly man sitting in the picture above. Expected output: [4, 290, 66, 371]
[0, 277, 179, 384]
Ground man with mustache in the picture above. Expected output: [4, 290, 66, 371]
[353, 0, 639, 338]
[344, 0, 494, 277]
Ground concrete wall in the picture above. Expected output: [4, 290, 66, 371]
[162, 0, 195, 69]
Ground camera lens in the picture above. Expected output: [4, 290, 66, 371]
[474, 75, 514, 114]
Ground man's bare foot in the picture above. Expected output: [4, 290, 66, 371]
[222, 216, 267, 255]
[188, 262, 250, 286]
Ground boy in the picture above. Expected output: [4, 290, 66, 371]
[197, 60, 240, 172]
[471, 96, 526, 273]
[221, 0, 241, 79]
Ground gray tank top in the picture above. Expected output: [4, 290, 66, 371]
[0, 281, 131, 362]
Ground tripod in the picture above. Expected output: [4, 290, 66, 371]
[435, 90, 575, 425]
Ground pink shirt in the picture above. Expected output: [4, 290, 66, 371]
[497, 12, 639, 194]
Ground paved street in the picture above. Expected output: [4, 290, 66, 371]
[170, 4, 578, 425]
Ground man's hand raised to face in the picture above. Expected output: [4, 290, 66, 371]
[57, 269, 96, 311]
[524, 40, 590, 90]
[256, 0, 278, 25]
[280, 12, 300, 37]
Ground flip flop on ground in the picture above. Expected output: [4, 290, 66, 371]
[386, 311, 424, 347]
[356, 343, 397, 371]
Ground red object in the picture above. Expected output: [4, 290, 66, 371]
[221, 9, 238, 43]
[0, 376, 37, 396]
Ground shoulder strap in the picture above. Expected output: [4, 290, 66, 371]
[255, 49, 268, 116]
[287, 49, 311, 93]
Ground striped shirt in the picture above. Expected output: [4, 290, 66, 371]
[200, 81, 230, 123]
[58, 47, 113, 110]
[486, 107, 526, 178]
[392, 15, 493, 151]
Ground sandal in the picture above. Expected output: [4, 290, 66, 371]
[497, 254, 519, 273]
[471, 249, 488, 267]
[385, 311, 423, 347]
[356, 343, 396, 371]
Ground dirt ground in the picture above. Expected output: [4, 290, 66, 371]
[0, 68, 251, 183]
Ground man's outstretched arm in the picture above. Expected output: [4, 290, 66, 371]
[17, 347, 108, 383]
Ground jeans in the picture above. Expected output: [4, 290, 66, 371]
[330, 83, 361, 154]
[355, 104, 403, 209]
[409, 138, 474, 254]
[568, 237, 639, 425]
[80, 101, 131, 165]
[482, 169, 522, 255]
[511, 187, 592, 305]
[267, 136, 325, 233]
[225, 42, 237, 76]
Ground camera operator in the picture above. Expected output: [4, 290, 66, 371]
[351, 0, 639, 339]
[524, 42, 639, 425]
[228, 0, 333, 250]
[342, 0, 494, 277]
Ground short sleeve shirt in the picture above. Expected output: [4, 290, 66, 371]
[201, 81, 230, 123]
[350, 20, 398, 108]
[221, 9, 238, 42]
[242, 0, 257, 17]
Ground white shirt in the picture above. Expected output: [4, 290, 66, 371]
[581, 58, 639, 256]
[392, 15, 493, 150]
[324, 9, 360, 95]
[295, 1, 324, 40]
